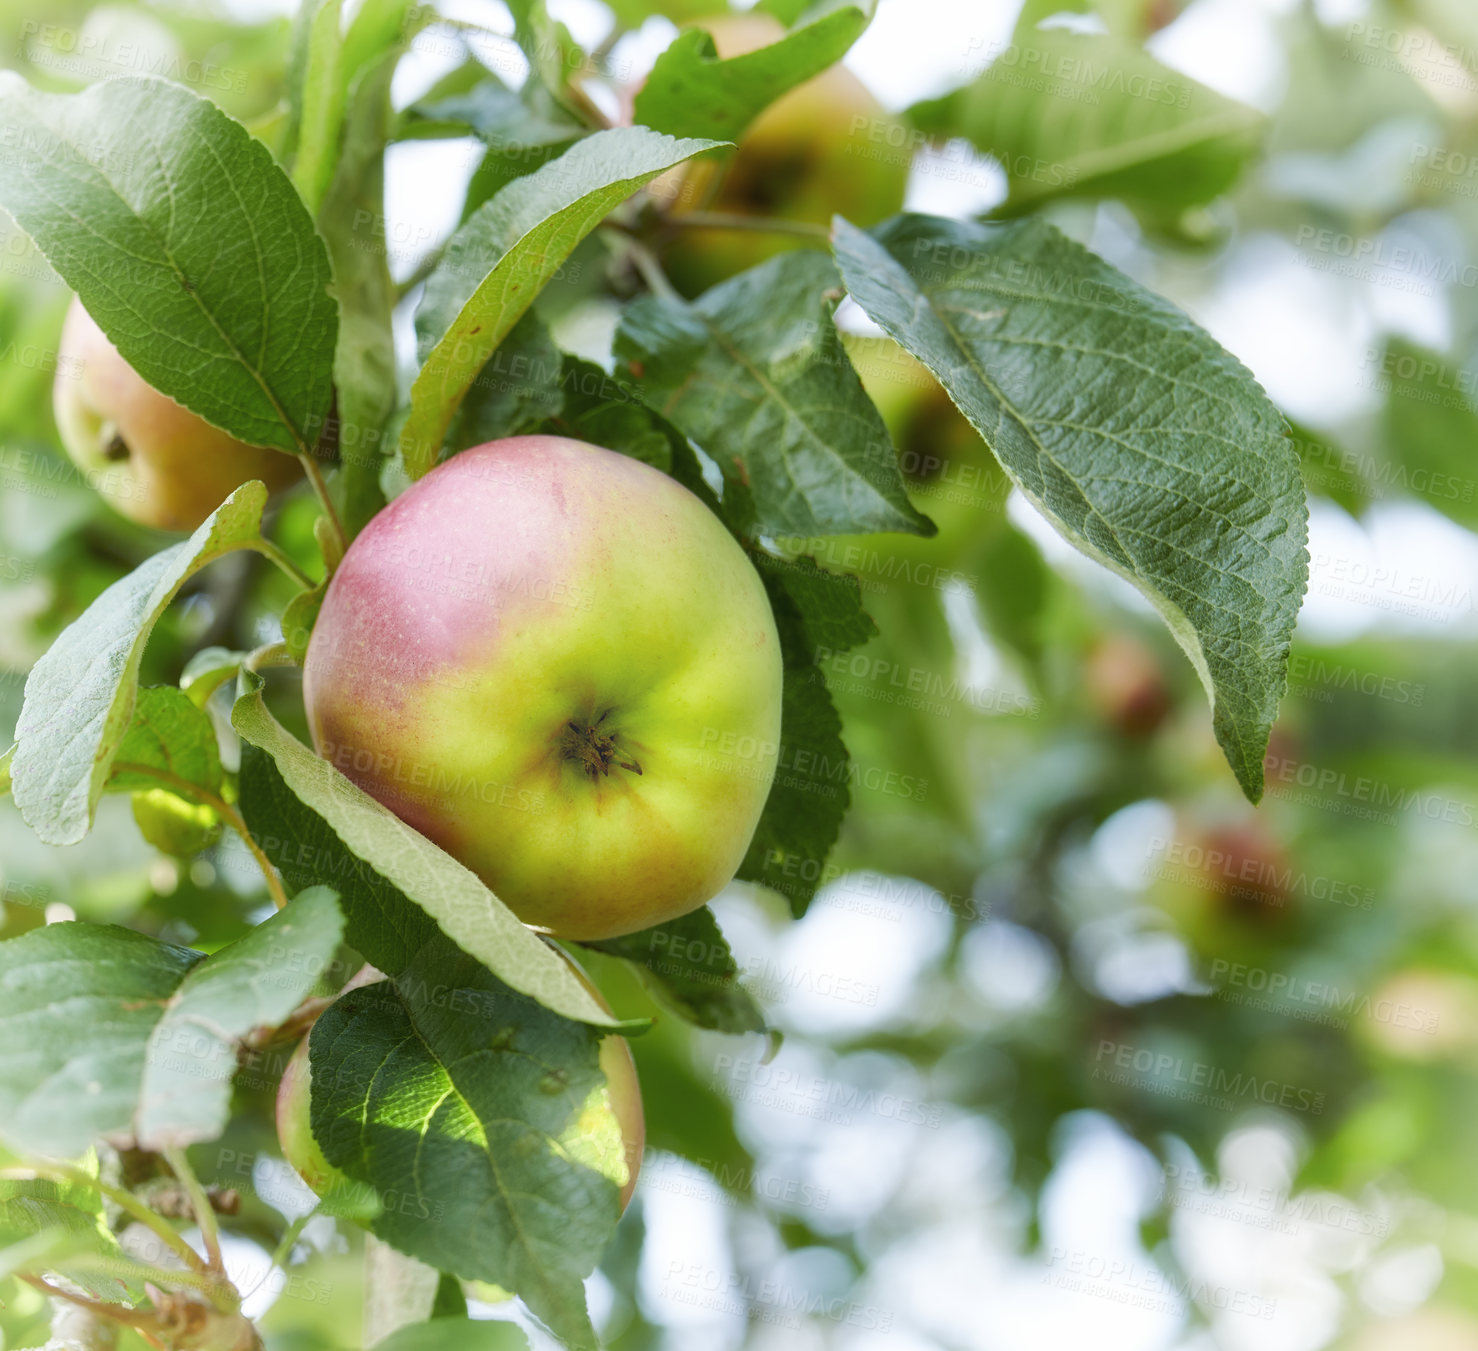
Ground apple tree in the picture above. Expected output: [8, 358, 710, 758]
[0, 2, 1309, 1348]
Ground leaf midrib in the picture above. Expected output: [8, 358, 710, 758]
[10, 85, 310, 452]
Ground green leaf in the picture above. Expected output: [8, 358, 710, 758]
[907, 28, 1264, 215]
[538, 360, 680, 471]
[400, 127, 725, 479]
[1289, 421, 1371, 518]
[0, 1174, 139, 1303]
[136, 889, 343, 1148]
[180, 647, 249, 707]
[833, 214, 1308, 801]
[423, 78, 585, 223]
[323, 8, 431, 536]
[108, 686, 223, 797]
[0, 75, 336, 455]
[608, 0, 728, 22]
[238, 739, 439, 977]
[292, 0, 346, 216]
[634, 5, 870, 141]
[754, 0, 812, 22]
[373, 1319, 528, 1351]
[231, 673, 626, 1029]
[758, 550, 880, 655]
[580, 907, 767, 1034]
[737, 553, 875, 913]
[130, 789, 222, 858]
[1376, 338, 1478, 531]
[341, 0, 425, 81]
[449, 311, 566, 452]
[410, 78, 583, 156]
[505, 0, 587, 119]
[615, 250, 934, 537]
[0, 925, 198, 1154]
[283, 581, 328, 666]
[11, 483, 267, 845]
[0, 897, 341, 1156]
[310, 940, 622, 1350]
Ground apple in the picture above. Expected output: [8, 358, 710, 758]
[302, 435, 783, 940]
[276, 961, 645, 1208]
[1084, 635, 1171, 738]
[52, 296, 301, 532]
[655, 13, 910, 295]
[275, 1038, 344, 1198]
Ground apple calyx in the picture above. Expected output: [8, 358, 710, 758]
[560, 709, 644, 781]
[100, 422, 130, 461]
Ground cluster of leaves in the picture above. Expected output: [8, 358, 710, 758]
[0, 0, 1312, 1346]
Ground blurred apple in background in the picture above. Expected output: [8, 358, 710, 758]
[655, 12, 910, 296]
[53, 296, 301, 532]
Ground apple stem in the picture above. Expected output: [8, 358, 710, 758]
[298, 453, 348, 566]
[112, 761, 290, 911]
[162, 1147, 224, 1274]
[623, 238, 683, 304]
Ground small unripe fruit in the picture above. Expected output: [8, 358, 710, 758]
[52, 297, 301, 531]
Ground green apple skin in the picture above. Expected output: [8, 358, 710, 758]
[276, 969, 646, 1208]
[52, 296, 301, 532]
[656, 14, 910, 296]
[275, 1038, 345, 1197]
[301, 435, 783, 941]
